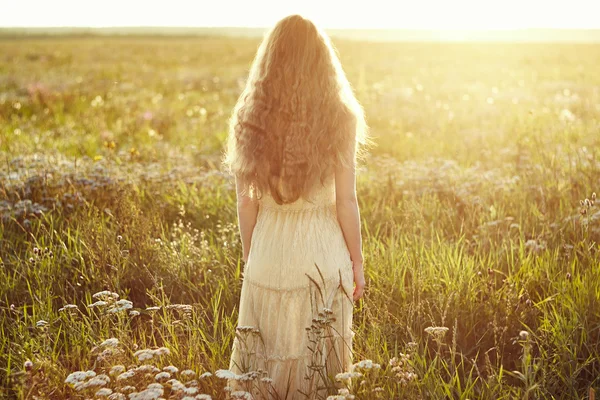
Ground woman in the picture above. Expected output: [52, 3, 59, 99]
[223, 14, 367, 399]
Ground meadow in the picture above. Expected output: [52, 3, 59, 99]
[0, 35, 599, 399]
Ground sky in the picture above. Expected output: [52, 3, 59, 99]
[2, 0, 600, 30]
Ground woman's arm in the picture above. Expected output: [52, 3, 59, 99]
[335, 156, 365, 302]
[235, 177, 259, 263]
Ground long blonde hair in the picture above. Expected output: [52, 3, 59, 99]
[223, 14, 367, 204]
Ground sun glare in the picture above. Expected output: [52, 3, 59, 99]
[2, 0, 599, 29]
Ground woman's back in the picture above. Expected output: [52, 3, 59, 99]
[245, 174, 353, 290]
[228, 173, 355, 399]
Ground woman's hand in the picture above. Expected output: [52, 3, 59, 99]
[352, 260, 365, 302]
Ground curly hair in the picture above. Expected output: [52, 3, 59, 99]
[223, 14, 367, 204]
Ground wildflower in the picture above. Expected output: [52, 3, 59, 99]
[88, 301, 108, 308]
[215, 369, 240, 380]
[424, 326, 449, 338]
[92, 291, 119, 301]
[146, 306, 160, 312]
[352, 359, 380, 370]
[58, 304, 78, 312]
[184, 387, 198, 395]
[519, 330, 530, 340]
[82, 376, 109, 388]
[163, 365, 178, 374]
[100, 338, 119, 347]
[36, 320, 48, 328]
[260, 377, 273, 383]
[24, 360, 33, 371]
[109, 365, 126, 376]
[154, 347, 170, 356]
[167, 379, 186, 391]
[128, 387, 163, 400]
[108, 393, 126, 400]
[129, 310, 140, 317]
[65, 371, 90, 385]
[121, 385, 136, 393]
[231, 391, 253, 400]
[181, 369, 196, 379]
[107, 299, 133, 313]
[95, 387, 113, 397]
[147, 383, 163, 390]
[239, 371, 260, 382]
[116, 370, 136, 381]
[136, 365, 160, 373]
[196, 395, 212, 400]
[335, 371, 363, 381]
[155, 371, 170, 382]
[134, 349, 155, 362]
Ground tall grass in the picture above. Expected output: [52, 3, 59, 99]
[1, 36, 599, 399]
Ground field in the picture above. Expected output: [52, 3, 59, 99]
[1, 35, 600, 399]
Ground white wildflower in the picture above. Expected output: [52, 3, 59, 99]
[100, 338, 119, 347]
[109, 365, 126, 376]
[136, 365, 160, 373]
[163, 365, 178, 374]
[93, 291, 119, 300]
[184, 387, 198, 395]
[424, 326, 449, 338]
[88, 301, 108, 308]
[146, 383, 163, 390]
[199, 372, 212, 379]
[153, 347, 170, 356]
[128, 387, 163, 400]
[82, 376, 108, 388]
[120, 385, 136, 393]
[95, 387, 113, 397]
[65, 371, 90, 385]
[129, 310, 140, 317]
[181, 369, 196, 379]
[215, 369, 240, 380]
[134, 350, 155, 362]
[36, 320, 48, 328]
[116, 370, 136, 381]
[155, 371, 170, 382]
[335, 371, 363, 381]
[58, 304, 78, 312]
[108, 393, 126, 400]
[230, 391, 253, 400]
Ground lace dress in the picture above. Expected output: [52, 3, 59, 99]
[227, 174, 355, 399]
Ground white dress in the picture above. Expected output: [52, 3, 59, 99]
[227, 174, 355, 399]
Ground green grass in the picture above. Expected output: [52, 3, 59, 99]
[1, 36, 599, 399]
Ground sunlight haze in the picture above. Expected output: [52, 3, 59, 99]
[2, 0, 600, 29]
